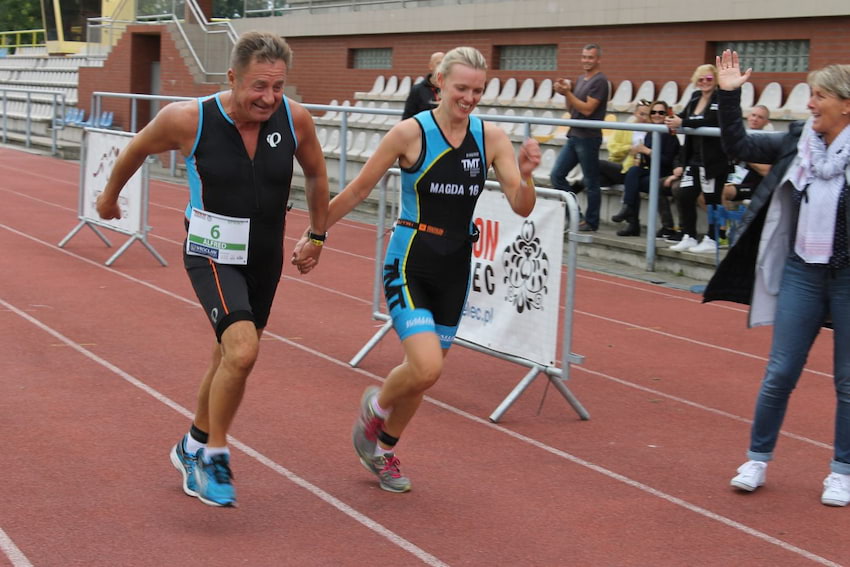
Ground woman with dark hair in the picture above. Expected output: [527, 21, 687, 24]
[612, 99, 681, 236]
[706, 50, 850, 507]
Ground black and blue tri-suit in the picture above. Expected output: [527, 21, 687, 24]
[384, 110, 487, 348]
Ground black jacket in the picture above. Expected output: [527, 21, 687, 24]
[677, 89, 731, 180]
[702, 87, 850, 308]
[402, 75, 439, 120]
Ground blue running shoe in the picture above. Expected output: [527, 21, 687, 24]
[169, 435, 199, 497]
[194, 449, 237, 507]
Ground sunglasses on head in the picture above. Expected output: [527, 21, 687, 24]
[649, 109, 667, 115]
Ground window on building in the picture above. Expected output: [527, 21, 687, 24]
[714, 40, 809, 73]
[350, 48, 393, 69]
[498, 45, 557, 71]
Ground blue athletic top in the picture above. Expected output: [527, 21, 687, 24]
[397, 110, 487, 241]
[184, 93, 298, 262]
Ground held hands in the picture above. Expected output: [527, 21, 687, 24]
[95, 192, 121, 220]
[716, 49, 752, 92]
[553, 78, 572, 95]
[290, 233, 322, 275]
[518, 138, 542, 179]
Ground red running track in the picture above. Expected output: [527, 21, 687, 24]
[0, 146, 846, 566]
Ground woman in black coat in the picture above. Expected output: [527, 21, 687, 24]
[705, 50, 850, 507]
[664, 64, 732, 252]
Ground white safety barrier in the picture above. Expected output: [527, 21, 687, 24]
[59, 128, 166, 266]
[349, 169, 590, 422]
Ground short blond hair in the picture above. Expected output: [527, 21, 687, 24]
[690, 64, 718, 85]
[436, 46, 487, 77]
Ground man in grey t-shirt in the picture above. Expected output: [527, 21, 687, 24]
[550, 43, 609, 231]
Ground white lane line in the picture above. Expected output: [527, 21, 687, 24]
[0, 527, 34, 567]
[1, 226, 842, 566]
[575, 309, 834, 379]
[256, 328, 841, 567]
[1, 223, 832, 446]
[0, 297, 448, 567]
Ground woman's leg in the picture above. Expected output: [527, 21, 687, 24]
[378, 332, 446, 440]
[748, 260, 828, 462]
[829, 266, 850, 473]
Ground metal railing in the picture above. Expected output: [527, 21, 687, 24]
[243, 0, 506, 17]
[0, 29, 46, 50]
[0, 87, 66, 154]
[88, 90, 774, 272]
[86, 0, 237, 81]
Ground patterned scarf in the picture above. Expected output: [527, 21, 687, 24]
[790, 119, 850, 263]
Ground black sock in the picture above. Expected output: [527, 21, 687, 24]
[190, 423, 209, 444]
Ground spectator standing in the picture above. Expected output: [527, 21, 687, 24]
[550, 43, 609, 231]
[613, 100, 681, 236]
[706, 50, 850, 507]
[402, 51, 445, 120]
[665, 64, 732, 252]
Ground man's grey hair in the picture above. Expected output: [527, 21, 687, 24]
[231, 31, 293, 75]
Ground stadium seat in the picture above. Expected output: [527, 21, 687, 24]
[531, 78, 553, 107]
[514, 78, 535, 105]
[496, 78, 517, 105]
[777, 82, 810, 120]
[392, 76, 412, 100]
[531, 110, 556, 142]
[627, 80, 655, 110]
[740, 82, 755, 112]
[323, 128, 340, 152]
[550, 91, 566, 109]
[365, 75, 385, 96]
[674, 83, 695, 112]
[535, 148, 557, 181]
[349, 131, 367, 158]
[481, 77, 500, 103]
[515, 109, 535, 137]
[657, 81, 678, 106]
[362, 132, 382, 158]
[316, 127, 328, 148]
[608, 80, 633, 112]
[320, 99, 339, 121]
[755, 81, 783, 115]
[370, 101, 390, 125]
[379, 75, 398, 99]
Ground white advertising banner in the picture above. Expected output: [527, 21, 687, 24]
[81, 129, 143, 235]
[457, 190, 565, 366]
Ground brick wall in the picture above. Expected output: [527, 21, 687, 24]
[78, 25, 220, 132]
[284, 16, 850, 107]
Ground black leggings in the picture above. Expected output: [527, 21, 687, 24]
[676, 174, 725, 238]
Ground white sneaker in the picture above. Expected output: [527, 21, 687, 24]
[730, 460, 767, 492]
[821, 472, 850, 506]
[669, 234, 698, 251]
[689, 235, 718, 253]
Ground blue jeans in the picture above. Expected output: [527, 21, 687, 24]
[550, 136, 602, 228]
[747, 259, 850, 474]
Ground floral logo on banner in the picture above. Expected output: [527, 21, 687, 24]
[501, 220, 550, 313]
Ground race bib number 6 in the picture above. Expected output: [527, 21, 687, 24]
[186, 208, 250, 265]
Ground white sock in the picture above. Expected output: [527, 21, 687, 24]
[184, 434, 205, 455]
[370, 396, 390, 419]
[373, 444, 395, 457]
[202, 446, 230, 463]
